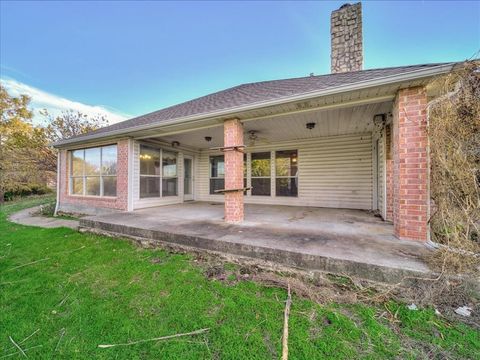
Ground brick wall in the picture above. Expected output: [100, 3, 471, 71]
[58, 139, 129, 213]
[223, 118, 244, 223]
[392, 87, 429, 241]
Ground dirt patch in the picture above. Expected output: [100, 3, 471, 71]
[100, 228, 479, 328]
[193, 251, 479, 328]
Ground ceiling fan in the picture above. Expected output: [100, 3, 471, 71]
[246, 130, 270, 147]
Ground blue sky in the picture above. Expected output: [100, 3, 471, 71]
[1, 1, 479, 123]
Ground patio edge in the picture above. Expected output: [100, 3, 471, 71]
[79, 218, 436, 284]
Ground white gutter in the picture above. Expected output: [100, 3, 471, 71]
[53, 151, 60, 216]
[53, 62, 455, 148]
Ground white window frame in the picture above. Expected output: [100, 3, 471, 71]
[209, 149, 299, 198]
[209, 155, 225, 195]
[250, 151, 272, 197]
[139, 145, 178, 198]
[69, 145, 117, 197]
[274, 149, 299, 197]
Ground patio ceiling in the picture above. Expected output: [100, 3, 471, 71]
[152, 100, 392, 149]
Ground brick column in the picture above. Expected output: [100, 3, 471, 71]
[392, 87, 429, 241]
[223, 118, 244, 223]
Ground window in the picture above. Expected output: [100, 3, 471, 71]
[251, 152, 271, 196]
[139, 146, 160, 198]
[275, 150, 298, 197]
[162, 151, 177, 196]
[70, 145, 117, 197]
[209, 150, 298, 197]
[140, 145, 177, 198]
[209, 155, 224, 194]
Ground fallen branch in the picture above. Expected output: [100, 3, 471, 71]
[55, 328, 66, 352]
[4, 328, 40, 353]
[366, 270, 445, 303]
[282, 284, 292, 360]
[98, 328, 210, 348]
[0, 345, 42, 359]
[55, 246, 86, 255]
[8, 258, 50, 271]
[57, 293, 71, 307]
[8, 336, 26, 358]
[18, 329, 40, 346]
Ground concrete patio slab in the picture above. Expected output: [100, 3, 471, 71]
[80, 202, 433, 283]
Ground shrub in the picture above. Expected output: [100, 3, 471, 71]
[38, 202, 56, 217]
[3, 183, 53, 201]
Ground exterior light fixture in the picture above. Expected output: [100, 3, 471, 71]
[205, 136, 212, 142]
[171, 141, 180, 148]
[373, 114, 386, 125]
[306, 122, 316, 130]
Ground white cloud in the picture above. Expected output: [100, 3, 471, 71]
[0, 78, 130, 125]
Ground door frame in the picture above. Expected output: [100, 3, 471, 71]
[183, 155, 194, 201]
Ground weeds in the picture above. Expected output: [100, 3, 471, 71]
[428, 60, 480, 273]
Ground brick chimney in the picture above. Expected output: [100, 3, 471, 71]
[330, 3, 363, 73]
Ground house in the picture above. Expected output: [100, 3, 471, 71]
[53, 3, 457, 243]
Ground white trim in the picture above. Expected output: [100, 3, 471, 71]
[183, 155, 194, 201]
[53, 63, 455, 147]
[127, 138, 134, 211]
[372, 138, 378, 210]
[54, 151, 61, 216]
[382, 127, 387, 219]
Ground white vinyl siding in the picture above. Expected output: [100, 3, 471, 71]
[196, 133, 373, 210]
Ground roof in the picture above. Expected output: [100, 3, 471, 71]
[55, 62, 455, 146]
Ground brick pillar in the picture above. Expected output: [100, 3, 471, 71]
[392, 87, 429, 241]
[116, 139, 130, 211]
[223, 118, 244, 223]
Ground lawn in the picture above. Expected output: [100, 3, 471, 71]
[1, 196, 478, 359]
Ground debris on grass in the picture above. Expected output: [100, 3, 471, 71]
[98, 328, 210, 348]
[454, 306, 473, 317]
[193, 252, 480, 328]
[407, 303, 418, 311]
[8, 336, 27, 358]
[281, 284, 291, 360]
[8, 257, 50, 271]
[55, 328, 66, 352]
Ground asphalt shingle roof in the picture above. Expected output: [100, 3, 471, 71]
[64, 63, 451, 143]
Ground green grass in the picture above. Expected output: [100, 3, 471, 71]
[1, 197, 478, 359]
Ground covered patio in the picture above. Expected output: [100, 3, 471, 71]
[55, 65, 444, 247]
[80, 202, 431, 284]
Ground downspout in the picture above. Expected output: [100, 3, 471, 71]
[53, 150, 60, 216]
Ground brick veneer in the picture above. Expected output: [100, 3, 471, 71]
[392, 87, 429, 241]
[58, 139, 129, 212]
[223, 118, 244, 223]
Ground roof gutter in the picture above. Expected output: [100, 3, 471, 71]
[53, 62, 455, 148]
